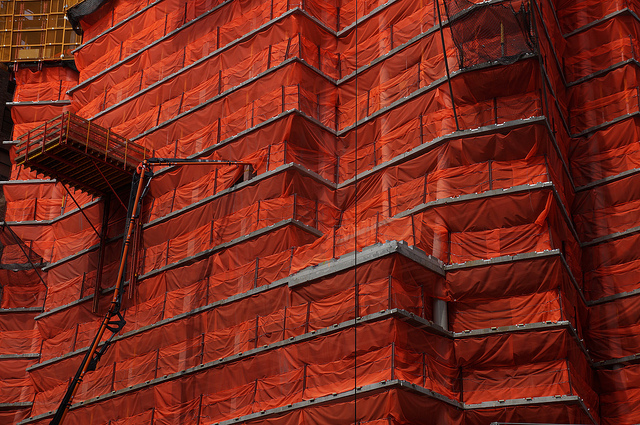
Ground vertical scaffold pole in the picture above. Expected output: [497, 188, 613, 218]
[41, 121, 47, 154]
[435, 0, 460, 131]
[93, 195, 111, 313]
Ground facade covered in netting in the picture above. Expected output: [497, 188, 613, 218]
[1, 0, 640, 424]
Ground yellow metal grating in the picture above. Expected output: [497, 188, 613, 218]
[14, 112, 151, 196]
[0, 0, 83, 62]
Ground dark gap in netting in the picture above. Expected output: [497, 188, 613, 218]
[443, 0, 536, 69]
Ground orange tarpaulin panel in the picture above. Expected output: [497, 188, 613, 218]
[464, 404, 595, 425]
[462, 360, 571, 404]
[13, 67, 77, 102]
[450, 290, 563, 332]
[5, 0, 640, 423]
[0, 329, 40, 354]
[11, 67, 79, 144]
[571, 117, 640, 187]
[0, 274, 46, 309]
[555, 0, 630, 34]
[32, 258, 431, 395]
[564, 15, 640, 82]
[3, 182, 93, 222]
[0, 410, 30, 424]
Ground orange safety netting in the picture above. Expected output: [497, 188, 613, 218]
[12, 67, 77, 103]
[563, 14, 640, 82]
[0, 225, 47, 309]
[554, 0, 635, 34]
[25, 174, 572, 372]
[0, 409, 31, 425]
[6, 203, 103, 264]
[599, 364, 640, 425]
[11, 67, 78, 141]
[573, 172, 640, 242]
[27, 388, 466, 425]
[31, 320, 454, 416]
[78, 0, 159, 41]
[570, 116, 640, 187]
[3, 183, 94, 222]
[27, 319, 596, 425]
[587, 295, 640, 360]
[569, 65, 640, 134]
[582, 231, 640, 300]
[5, 0, 640, 423]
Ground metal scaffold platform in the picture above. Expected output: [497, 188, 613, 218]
[13, 112, 150, 196]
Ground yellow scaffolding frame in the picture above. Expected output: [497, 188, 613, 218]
[0, 0, 83, 62]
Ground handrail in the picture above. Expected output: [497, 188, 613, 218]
[14, 112, 151, 171]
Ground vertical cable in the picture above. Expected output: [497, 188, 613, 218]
[436, 0, 460, 131]
[353, 0, 359, 422]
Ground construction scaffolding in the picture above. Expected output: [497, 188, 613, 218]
[0, 0, 640, 424]
[14, 112, 150, 195]
[0, 0, 83, 62]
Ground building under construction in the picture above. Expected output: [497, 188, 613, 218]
[1, 0, 640, 424]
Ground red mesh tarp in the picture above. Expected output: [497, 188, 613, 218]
[4, 0, 640, 423]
